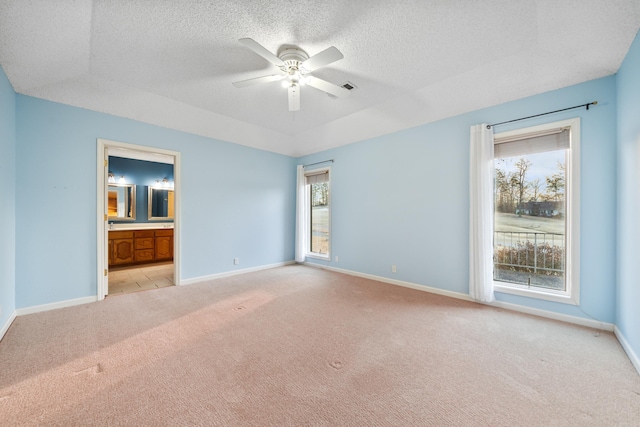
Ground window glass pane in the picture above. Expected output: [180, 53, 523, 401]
[310, 182, 329, 254]
[494, 150, 566, 291]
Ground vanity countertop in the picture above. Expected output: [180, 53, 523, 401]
[109, 223, 173, 231]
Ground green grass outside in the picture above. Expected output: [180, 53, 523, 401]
[495, 212, 564, 235]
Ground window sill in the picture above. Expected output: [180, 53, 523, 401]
[306, 253, 330, 261]
[493, 281, 577, 305]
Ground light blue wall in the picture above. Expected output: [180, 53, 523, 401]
[616, 30, 640, 361]
[300, 76, 618, 323]
[0, 66, 16, 327]
[15, 95, 296, 308]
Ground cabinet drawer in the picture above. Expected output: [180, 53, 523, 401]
[109, 230, 134, 239]
[135, 249, 154, 262]
[135, 237, 154, 250]
[135, 230, 155, 238]
[155, 229, 173, 237]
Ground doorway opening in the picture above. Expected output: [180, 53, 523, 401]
[97, 139, 181, 300]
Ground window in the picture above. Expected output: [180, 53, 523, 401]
[306, 168, 330, 258]
[492, 119, 580, 304]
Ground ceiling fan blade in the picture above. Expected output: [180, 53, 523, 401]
[232, 74, 283, 88]
[305, 76, 350, 98]
[239, 38, 285, 68]
[288, 85, 300, 111]
[300, 46, 344, 72]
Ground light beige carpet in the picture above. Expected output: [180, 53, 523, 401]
[1, 265, 638, 426]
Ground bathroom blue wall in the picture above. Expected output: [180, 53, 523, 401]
[15, 95, 296, 308]
[0, 66, 16, 328]
[616, 29, 640, 363]
[300, 76, 618, 324]
[108, 156, 174, 223]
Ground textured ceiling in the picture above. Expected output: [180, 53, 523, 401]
[1, 1, 639, 157]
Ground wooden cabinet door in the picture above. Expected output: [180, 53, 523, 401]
[112, 239, 134, 264]
[155, 236, 173, 260]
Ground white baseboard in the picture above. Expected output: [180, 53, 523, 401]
[0, 311, 17, 342]
[305, 262, 614, 331]
[614, 326, 640, 376]
[304, 262, 474, 302]
[15, 296, 98, 316]
[181, 261, 296, 286]
[487, 300, 614, 331]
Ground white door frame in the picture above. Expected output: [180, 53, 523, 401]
[96, 138, 182, 300]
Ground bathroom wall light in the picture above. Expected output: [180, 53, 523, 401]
[162, 177, 174, 189]
[153, 178, 173, 189]
[108, 172, 115, 183]
[118, 175, 126, 184]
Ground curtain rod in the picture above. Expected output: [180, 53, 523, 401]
[486, 101, 597, 130]
[303, 159, 334, 168]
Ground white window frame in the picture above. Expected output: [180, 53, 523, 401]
[492, 118, 580, 305]
[305, 167, 331, 261]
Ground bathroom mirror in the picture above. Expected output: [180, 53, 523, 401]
[108, 184, 136, 220]
[148, 187, 174, 220]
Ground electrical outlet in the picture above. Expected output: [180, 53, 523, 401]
[234, 258, 239, 265]
[335, 256, 339, 262]
[391, 265, 397, 273]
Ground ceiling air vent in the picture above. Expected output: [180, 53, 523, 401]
[327, 81, 357, 99]
[341, 81, 357, 91]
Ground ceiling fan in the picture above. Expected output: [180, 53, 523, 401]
[232, 38, 350, 111]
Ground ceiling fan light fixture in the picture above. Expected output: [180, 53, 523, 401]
[287, 68, 301, 83]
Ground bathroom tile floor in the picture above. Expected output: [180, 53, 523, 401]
[108, 262, 174, 296]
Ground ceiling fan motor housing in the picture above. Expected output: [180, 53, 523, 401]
[279, 47, 309, 63]
[279, 47, 309, 71]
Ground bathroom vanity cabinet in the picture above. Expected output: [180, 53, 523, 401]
[108, 228, 173, 267]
